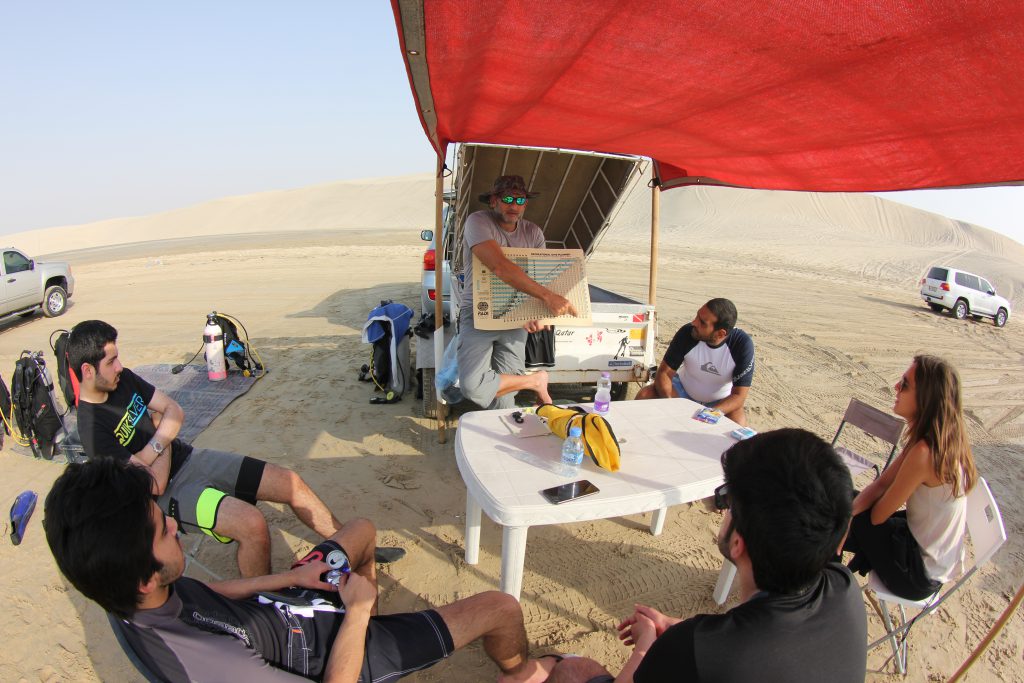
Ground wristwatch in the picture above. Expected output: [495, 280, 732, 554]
[149, 440, 166, 456]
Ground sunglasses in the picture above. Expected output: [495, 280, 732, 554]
[500, 195, 528, 205]
[713, 483, 730, 511]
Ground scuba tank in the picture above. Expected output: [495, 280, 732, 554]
[204, 313, 227, 381]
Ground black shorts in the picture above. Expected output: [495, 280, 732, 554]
[363, 610, 454, 681]
[844, 509, 942, 601]
[293, 541, 454, 681]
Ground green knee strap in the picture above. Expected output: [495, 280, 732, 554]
[195, 488, 233, 544]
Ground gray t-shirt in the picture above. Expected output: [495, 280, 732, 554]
[460, 210, 546, 313]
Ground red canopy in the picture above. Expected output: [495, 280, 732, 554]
[392, 1, 1024, 192]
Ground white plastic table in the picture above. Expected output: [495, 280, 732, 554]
[455, 398, 740, 599]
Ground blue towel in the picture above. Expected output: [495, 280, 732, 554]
[363, 302, 413, 344]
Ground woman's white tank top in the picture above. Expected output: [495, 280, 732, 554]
[907, 478, 967, 582]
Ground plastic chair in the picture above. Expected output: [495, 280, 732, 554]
[106, 613, 162, 683]
[866, 477, 1007, 675]
[831, 398, 905, 477]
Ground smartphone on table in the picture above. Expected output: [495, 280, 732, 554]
[541, 480, 600, 505]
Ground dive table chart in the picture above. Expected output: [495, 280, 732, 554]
[472, 247, 593, 330]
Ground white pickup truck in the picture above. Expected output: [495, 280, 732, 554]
[1, 247, 75, 321]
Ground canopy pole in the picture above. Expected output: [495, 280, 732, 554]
[947, 581, 1024, 682]
[648, 164, 660, 307]
[434, 154, 447, 444]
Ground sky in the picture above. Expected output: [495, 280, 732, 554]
[1, 3, 1021, 246]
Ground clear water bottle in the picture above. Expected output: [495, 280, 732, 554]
[561, 426, 585, 477]
[594, 372, 612, 416]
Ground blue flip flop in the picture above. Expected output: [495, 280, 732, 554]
[10, 490, 37, 546]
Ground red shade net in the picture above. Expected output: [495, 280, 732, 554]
[392, 0, 1024, 192]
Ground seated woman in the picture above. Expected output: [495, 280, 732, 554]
[843, 354, 977, 600]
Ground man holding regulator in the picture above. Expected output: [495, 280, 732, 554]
[458, 175, 579, 409]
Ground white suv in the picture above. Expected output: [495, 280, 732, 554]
[920, 266, 1010, 327]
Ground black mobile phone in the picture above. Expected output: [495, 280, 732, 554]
[540, 480, 599, 505]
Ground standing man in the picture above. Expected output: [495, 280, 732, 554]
[44, 458, 557, 683]
[457, 175, 578, 409]
[636, 298, 754, 425]
[69, 319, 403, 577]
[543, 429, 867, 683]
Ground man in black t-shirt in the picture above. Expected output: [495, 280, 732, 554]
[544, 429, 867, 683]
[45, 458, 557, 683]
[69, 319, 403, 578]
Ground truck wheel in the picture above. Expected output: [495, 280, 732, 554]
[43, 285, 68, 317]
[422, 367, 437, 418]
[995, 308, 1008, 327]
[953, 299, 969, 320]
[927, 303, 943, 312]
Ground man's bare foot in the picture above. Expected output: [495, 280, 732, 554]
[532, 370, 552, 404]
[497, 655, 560, 683]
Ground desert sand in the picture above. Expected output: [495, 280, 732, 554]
[1, 176, 1022, 682]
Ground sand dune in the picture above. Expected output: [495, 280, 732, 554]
[4, 173, 438, 256]
[607, 185, 1024, 304]
[8, 173, 1022, 306]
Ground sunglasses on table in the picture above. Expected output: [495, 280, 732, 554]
[713, 483, 730, 511]
[500, 195, 528, 205]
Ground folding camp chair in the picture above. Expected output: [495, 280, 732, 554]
[106, 613, 162, 683]
[714, 399, 904, 607]
[831, 398, 905, 478]
[866, 477, 1007, 675]
[183, 532, 223, 581]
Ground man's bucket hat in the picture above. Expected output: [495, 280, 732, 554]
[478, 175, 541, 203]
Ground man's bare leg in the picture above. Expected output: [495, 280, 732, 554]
[435, 591, 557, 683]
[326, 517, 379, 614]
[635, 384, 658, 400]
[725, 406, 747, 426]
[496, 369, 552, 404]
[546, 657, 615, 682]
[544, 655, 614, 683]
[256, 463, 343, 537]
[213, 496, 272, 577]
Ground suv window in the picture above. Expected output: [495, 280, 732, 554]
[3, 250, 31, 274]
[927, 266, 948, 281]
[980, 278, 993, 293]
[954, 272, 981, 290]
